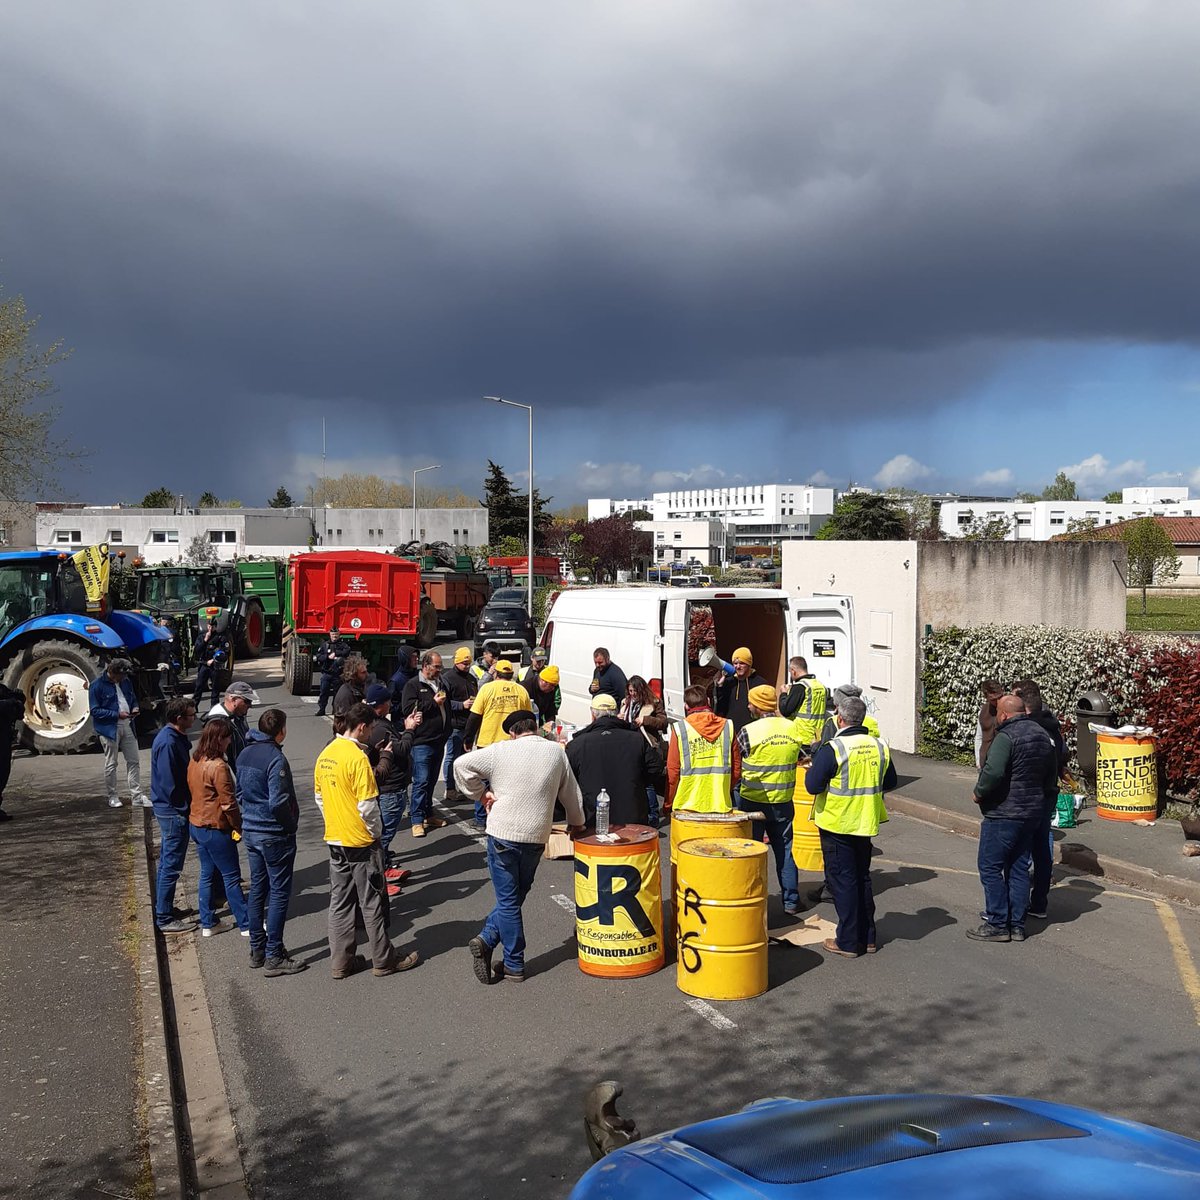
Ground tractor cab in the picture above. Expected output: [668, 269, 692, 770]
[0, 554, 86, 638]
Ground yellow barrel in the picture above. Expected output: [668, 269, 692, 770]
[1095, 732, 1158, 821]
[574, 825, 664, 978]
[675, 838, 768, 1001]
[669, 810, 752, 867]
[791, 775, 823, 872]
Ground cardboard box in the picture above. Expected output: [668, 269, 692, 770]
[544, 823, 574, 860]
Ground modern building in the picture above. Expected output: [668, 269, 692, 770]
[939, 493, 1198, 541]
[585, 497, 652, 521]
[1122, 486, 1189, 505]
[636, 519, 731, 569]
[314, 507, 489, 549]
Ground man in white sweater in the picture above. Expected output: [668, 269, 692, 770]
[454, 709, 586, 984]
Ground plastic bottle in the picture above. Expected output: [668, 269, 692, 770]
[595, 788, 611, 838]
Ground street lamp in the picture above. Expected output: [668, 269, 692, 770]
[412, 464, 439, 544]
[484, 395, 534, 616]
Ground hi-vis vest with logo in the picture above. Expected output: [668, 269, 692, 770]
[790, 677, 828, 746]
[672, 718, 734, 814]
[740, 717, 804, 805]
[813, 732, 890, 837]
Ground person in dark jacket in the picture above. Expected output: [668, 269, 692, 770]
[1012, 679, 1066, 921]
[150, 696, 198, 933]
[0, 682, 26, 822]
[400, 651, 451, 837]
[588, 648, 628, 706]
[334, 653, 370, 721]
[314, 628, 354, 717]
[389, 644, 420, 721]
[968, 695, 1058, 943]
[440, 648, 478, 802]
[204, 681, 258, 770]
[89, 658, 148, 809]
[191, 622, 230, 711]
[523, 664, 561, 729]
[365, 683, 421, 874]
[713, 647, 769, 733]
[236, 708, 305, 976]
[566, 694, 664, 826]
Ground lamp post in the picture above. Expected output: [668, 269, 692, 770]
[412, 464, 439, 544]
[484, 396, 534, 616]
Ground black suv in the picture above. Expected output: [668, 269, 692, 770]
[473, 589, 537, 659]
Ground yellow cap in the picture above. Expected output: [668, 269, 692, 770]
[454, 647, 472, 664]
[540, 665, 560, 685]
[732, 647, 753, 666]
[748, 684, 777, 711]
[591, 693, 617, 711]
[494, 659, 514, 676]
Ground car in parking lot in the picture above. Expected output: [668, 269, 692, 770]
[473, 591, 537, 660]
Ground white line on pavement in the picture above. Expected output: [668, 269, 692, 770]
[550, 894, 575, 913]
[298, 696, 318, 704]
[433, 799, 489, 848]
[685, 998, 738, 1031]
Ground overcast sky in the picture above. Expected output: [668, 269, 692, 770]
[5, 1, 1200, 507]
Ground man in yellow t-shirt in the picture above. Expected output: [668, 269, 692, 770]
[462, 659, 532, 829]
[315, 702, 419, 980]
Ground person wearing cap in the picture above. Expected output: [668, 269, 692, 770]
[205, 680, 259, 770]
[88, 657, 149, 809]
[667, 685, 742, 816]
[817, 684, 881, 743]
[779, 656, 829, 749]
[520, 647, 548, 685]
[364, 682, 421, 879]
[463, 659, 533, 829]
[191, 618, 231, 712]
[522, 664, 561, 729]
[314, 627, 354, 717]
[471, 643, 499, 683]
[455, 708, 586, 984]
[387, 644, 420, 722]
[566, 692, 663, 826]
[588, 648, 628, 706]
[440, 647, 479, 803]
[714, 647, 769, 733]
[736, 684, 806, 915]
[806, 694, 896, 957]
[400, 651, 451, 838]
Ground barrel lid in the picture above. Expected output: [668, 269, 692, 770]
[673, 812, 750, 824]
[576, 824, 659, 850]
[679, 838, 768, 859]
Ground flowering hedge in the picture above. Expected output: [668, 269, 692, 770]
[920, 625, 1200, 799]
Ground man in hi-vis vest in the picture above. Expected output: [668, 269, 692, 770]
[667, 686, 742, 815]
[779, 656, 828, 749]
[736, 685, 805, 916]
[805, 694, 897, 959]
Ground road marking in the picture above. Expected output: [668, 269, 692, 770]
[876, 857, 977, 877]
[298, 696, 318, 705]
[685, 998, 738, 1030]
[550, 893, 575, 913]
[433, 799, 489, 848]
[1155, 900, 1200, 1027]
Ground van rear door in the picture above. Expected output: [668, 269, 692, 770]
[661, 596, 686, 717]
[792, 595, 855, 692]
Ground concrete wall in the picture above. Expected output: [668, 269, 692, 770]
[783, 540, 920, 752]
[318, 508, 488, 548]
[0, 502, 36, 549]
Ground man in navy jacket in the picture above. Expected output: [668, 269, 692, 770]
[236, 708, 305, 976]
[88, 658, 148, 809]
[150, 696, 198, 933]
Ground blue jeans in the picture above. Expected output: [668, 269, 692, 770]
[442, 728, 466, 790]
[737, 798, 799, 910]
[244, 834, 296, 959]
[1030, 812, 1054, 912]
[645, 785, 660, 826]
[480, 836, 544, 973]
[819, 828, 876, 951]
[379, 789, 409, 855]
[190, 825, 248, 929]
[409, 743, 441, 827]
[317, 672, 337, 714]
[153, 810, 191, 926]
[978, 815, 1040, 931]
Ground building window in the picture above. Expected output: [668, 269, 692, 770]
[109, 529, 123, 542]
[336, 529, 342, 536]
[150, 530, 179, 544]
[54, 529, 83, 544]
[957, 513, 971, 527]
[208, 530, 236, 544]
[673, 531, 682, 540]
[1049, 516, 1064, 526]
[1016, 517, 1031, 526]
[674, 548, 682, 560]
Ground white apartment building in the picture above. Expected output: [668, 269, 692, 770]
[939, 493, 1198, 541]
[636, 519, 732, 569]
[586, 497, 652, 521]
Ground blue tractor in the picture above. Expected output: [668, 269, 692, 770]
[0, 550, 171, 752]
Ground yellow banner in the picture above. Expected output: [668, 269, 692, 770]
[72, 543, 111, 610]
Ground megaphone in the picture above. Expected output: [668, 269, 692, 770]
[698, 646, 735, 676]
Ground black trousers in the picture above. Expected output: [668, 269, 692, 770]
[819, 828, 876, 951]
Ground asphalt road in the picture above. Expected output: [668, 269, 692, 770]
[7, 642, 1200, 1198]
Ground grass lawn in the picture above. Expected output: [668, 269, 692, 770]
[1127, 592, 1200, 631]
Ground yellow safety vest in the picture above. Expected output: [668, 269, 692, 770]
[672, 718, 734, 814]
[821, 713, 881, 742]
[790, 676, 828, 746]
[740, 717, 804, 805]
[813, 732, 890, 837]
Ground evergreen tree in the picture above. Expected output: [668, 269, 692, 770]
[815, 493, 907, 541]
[141, 486, 175, 508]
[198, 491, 219, 507]
[268, 485, 294, 508]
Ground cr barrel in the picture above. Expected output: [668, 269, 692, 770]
[669, 810, 752, 867]
[675, 838, 768, 1001]
[574, 825, 664, 978]
[1095, 732, 1158, 822]
[791, 775, 823, 873]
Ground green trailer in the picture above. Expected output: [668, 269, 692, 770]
[233, 559, 286, 653]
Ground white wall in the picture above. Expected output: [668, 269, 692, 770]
[1123, 487, 1188, 504]
[316, 507, 488, 548]
[637, 519, 729, 567]
[939, 499, 1200, 540]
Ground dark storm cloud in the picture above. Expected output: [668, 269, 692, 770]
[4, 1, 1200, 498]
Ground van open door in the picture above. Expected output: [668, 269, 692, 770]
[793, 595, 855, 693]
[662, 596, 687, 718]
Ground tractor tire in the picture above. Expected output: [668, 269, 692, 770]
[458, 612, 477, 640]
[284, 639, 313, 695]
[237, 600, 266, 659]
[2, 639, 104, 753]
[415, 597, 439, 649]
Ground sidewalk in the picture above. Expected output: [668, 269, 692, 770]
[889, 751, 1200, 907]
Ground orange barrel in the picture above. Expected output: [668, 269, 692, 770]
[676, 838, 769, 1001]
[1095, 732, 1158, 821]
[791, 775, 823, 872]
[573, 824, 664, 978]
[669, 810, 752, 868]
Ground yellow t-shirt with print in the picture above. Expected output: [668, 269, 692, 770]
[470, 679, 533, 747]
[314, 735, 379, 847]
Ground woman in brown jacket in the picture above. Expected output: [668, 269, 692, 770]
[622, 675, 669, 826]
[188, 717, 249, 936]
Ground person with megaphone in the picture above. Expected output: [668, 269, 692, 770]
[712, 647, 768, 733]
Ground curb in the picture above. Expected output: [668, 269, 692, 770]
[886, 791, 1200, 909]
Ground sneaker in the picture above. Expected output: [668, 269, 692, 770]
[201, 922, 225, 938]
[865, 943, 879, 954]
[171, 906, 196, 920]
[443, 788, 461, 803]
[783, 905, 803, 917]
[384, 867, 411, 883]
[470, 819, 487, 833]
[502, 969, 526, 983]
[240, 929, 251, 937]
[387, 883, 403, 898]
[373, 950, 420, 977]
[250, 950, 265, 969]
[965, 923, 1011, 942]
[158, 918, 197, 934]
[425, 815, 448, 830]
[821, 938, 860, 959]
[132, 795, 153, 809]
[1026, 907, 1048, 920]
[469, 936, 494, 986]
[315, 710, 327, 717]
[1010, 928, 1027, 942]
[332, 954, 369, 980]
[107, 797, 123, 808]
[411, 824, 426, 838]
[264, 954, 308, 977]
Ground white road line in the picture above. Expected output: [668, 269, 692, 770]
[298, 696, 318, 705]
[433, 799, 489, 848]
[685, 998, 738, 1031]
[550, 893, 575, 913]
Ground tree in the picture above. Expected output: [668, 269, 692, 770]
[815, 493, 907, 541]
[957, 509, 1014, 541]
[481, 460, 553, 547]
[884, 488, 943, 541]
[1122, 518, 1180, 615]
[312, 472, 477, 508]
[1040, 472, 1078, 501]
[268, 485, 294, 508]
[576, 514, 651, 582]
[1060, 516, 1101, 541]
[1103, 490, 1123, 504]
[198, 491, 219, 507]
[181, 533, 218, 566]
[0, 285, 81, 501]
[141, 487, 175, 508]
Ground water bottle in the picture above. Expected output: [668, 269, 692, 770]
[595, 789, 611, 838]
